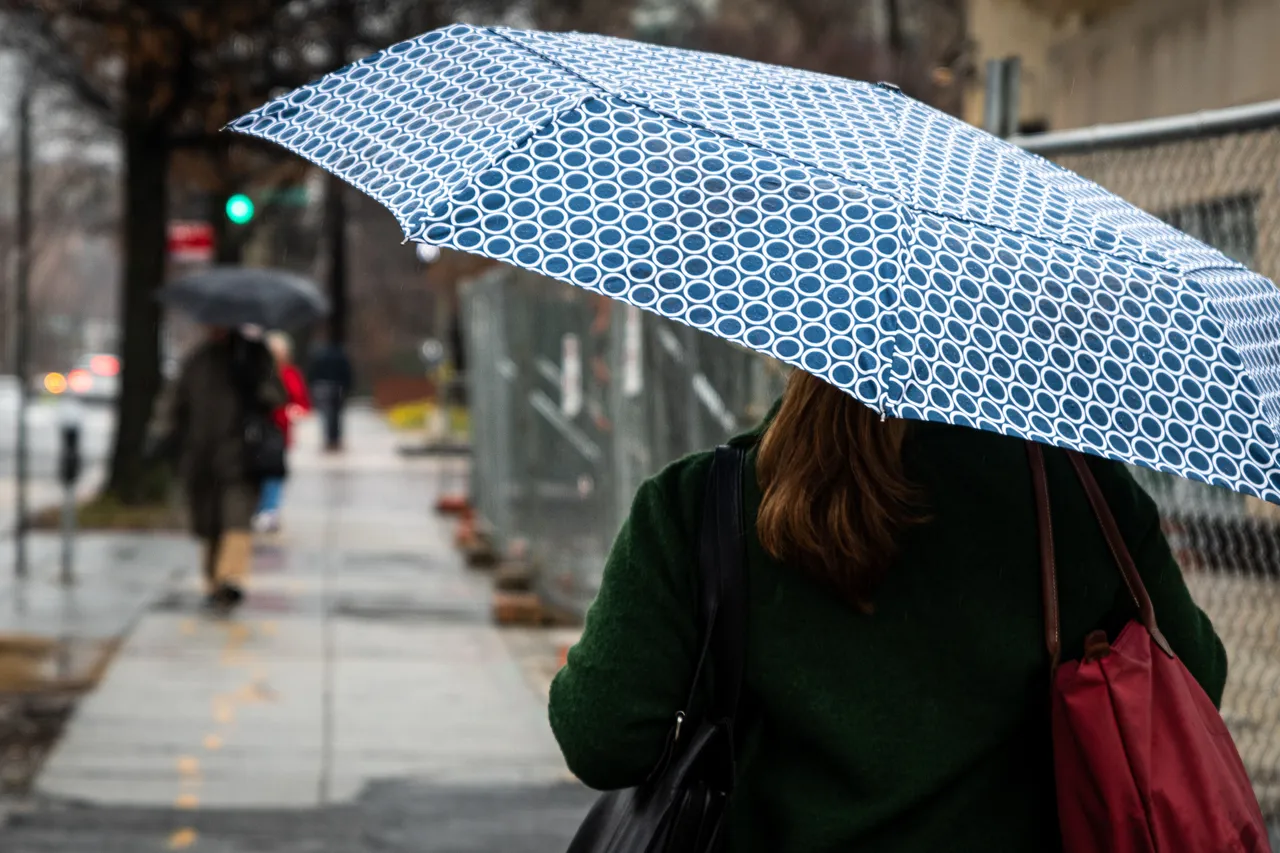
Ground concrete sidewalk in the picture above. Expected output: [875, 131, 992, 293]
[1, 408, 595, 851]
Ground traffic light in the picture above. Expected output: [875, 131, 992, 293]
[225, 194, 255, 225]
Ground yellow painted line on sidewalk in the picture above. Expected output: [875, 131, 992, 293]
[174, 793, 200, 810]
[213, 697, 235, 724]
[234, 679, 277, 703]
[227, 623, 251, 642]
[203, 733, 223, 751]
[167, 828, 198, 849]
[177, 756, 200, 777]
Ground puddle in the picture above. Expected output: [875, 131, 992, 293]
[150, 590, 315, 615]
[341, 552, 445, 570]
[0, 635, 119, 794]
[330, 599, 486, 623]
[0, 635, 119, 694]
[0, 693, 76, 794]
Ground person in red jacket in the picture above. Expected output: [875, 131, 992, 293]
[253, 331, 312, 533]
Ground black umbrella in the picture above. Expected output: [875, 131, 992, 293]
[159, 266, 328, 330]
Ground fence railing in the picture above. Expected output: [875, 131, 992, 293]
[461, 265, 787, 617]
[462, 99, 1280, 827]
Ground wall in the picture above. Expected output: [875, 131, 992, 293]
[1045, 0, 1280, 129]
[966, 0, 1280, 132]
[962, 0, 1076, 130]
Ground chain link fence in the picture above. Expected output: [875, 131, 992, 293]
[1020, 102, 1280, 826]
[461, 265, 787, 618]
[462, 100, 1280, 829]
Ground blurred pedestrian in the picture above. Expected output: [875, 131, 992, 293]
[147, 325, 285, 612]
[253, 331, 311, 534]
[307, 333, 353, 452]
[550, 369, 1227, 852]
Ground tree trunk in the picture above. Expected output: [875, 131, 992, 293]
[105, 119, 169, 503]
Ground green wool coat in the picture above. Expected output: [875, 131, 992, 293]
[549, 410, 1228, 853]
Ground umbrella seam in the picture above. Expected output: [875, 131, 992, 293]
[479, 27, 1250, 283]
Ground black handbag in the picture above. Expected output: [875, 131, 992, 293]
[242, 410, 287, 481]
[231, 337, 288, 481]
[567, 444, 747, 853]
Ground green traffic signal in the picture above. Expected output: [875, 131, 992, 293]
[226, 194, 255, 225]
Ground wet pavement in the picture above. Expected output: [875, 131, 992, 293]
[0, 408, 595, 851]
[0, 781, 598, 852]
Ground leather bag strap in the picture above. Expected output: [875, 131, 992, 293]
[1025, 442, 1174, 664]
[1026, 442, 1061, 669]
[685, 445, 748, 725]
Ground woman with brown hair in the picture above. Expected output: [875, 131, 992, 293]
[548, 369, 1227, 852]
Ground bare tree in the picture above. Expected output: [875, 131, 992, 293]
[0, 0, 525, 501]
[688, 0, 968, 113]
[0, 88, 118, 375]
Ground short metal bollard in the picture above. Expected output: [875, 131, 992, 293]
[57, 398, 83, 585]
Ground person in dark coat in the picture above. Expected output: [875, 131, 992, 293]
[307, 336, 353, 452]
[148, 326, 286, 611]
[549, 369, 1227, 853]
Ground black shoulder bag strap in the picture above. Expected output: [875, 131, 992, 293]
[565, 447, 748, 853]
[687, 445, 748, 729]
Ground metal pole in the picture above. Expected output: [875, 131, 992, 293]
[1001, 57, 1022, 139]
[982, 58, 1006, 138]
[58, 400, 81, 586]
[60, 476, 75, 584]
[325, 2, 352, 348]
[14, 64, 32, 580]
[324, 172, 347, 345]
[1011, 96, 1280, 155]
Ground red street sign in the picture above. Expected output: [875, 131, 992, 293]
[167, 221, 214, 262]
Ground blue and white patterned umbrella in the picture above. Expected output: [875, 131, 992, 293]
[231, 24, 1280, 504]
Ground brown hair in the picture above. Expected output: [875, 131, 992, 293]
[756, 370, 932, 612]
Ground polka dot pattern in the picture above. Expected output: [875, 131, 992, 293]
[230, 23, 1280, 504]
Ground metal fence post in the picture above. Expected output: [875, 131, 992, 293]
[57, 398, 83, 585]
[14, 62, 32, 580]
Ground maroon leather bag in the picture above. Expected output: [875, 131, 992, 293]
[1026, 442, 1270, 853]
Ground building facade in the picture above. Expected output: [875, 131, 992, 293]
[965, 0, 1280, 133]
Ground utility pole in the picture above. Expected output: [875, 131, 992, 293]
[14, 65, 32, 579]
[325, 0, 352, 346]
[324, 173, 347, 345]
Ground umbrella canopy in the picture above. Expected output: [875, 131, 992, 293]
[230, 24, 1280, 505]
[161, 266, 328, 330]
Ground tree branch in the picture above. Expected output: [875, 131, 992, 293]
[0, 7, 119, 123]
